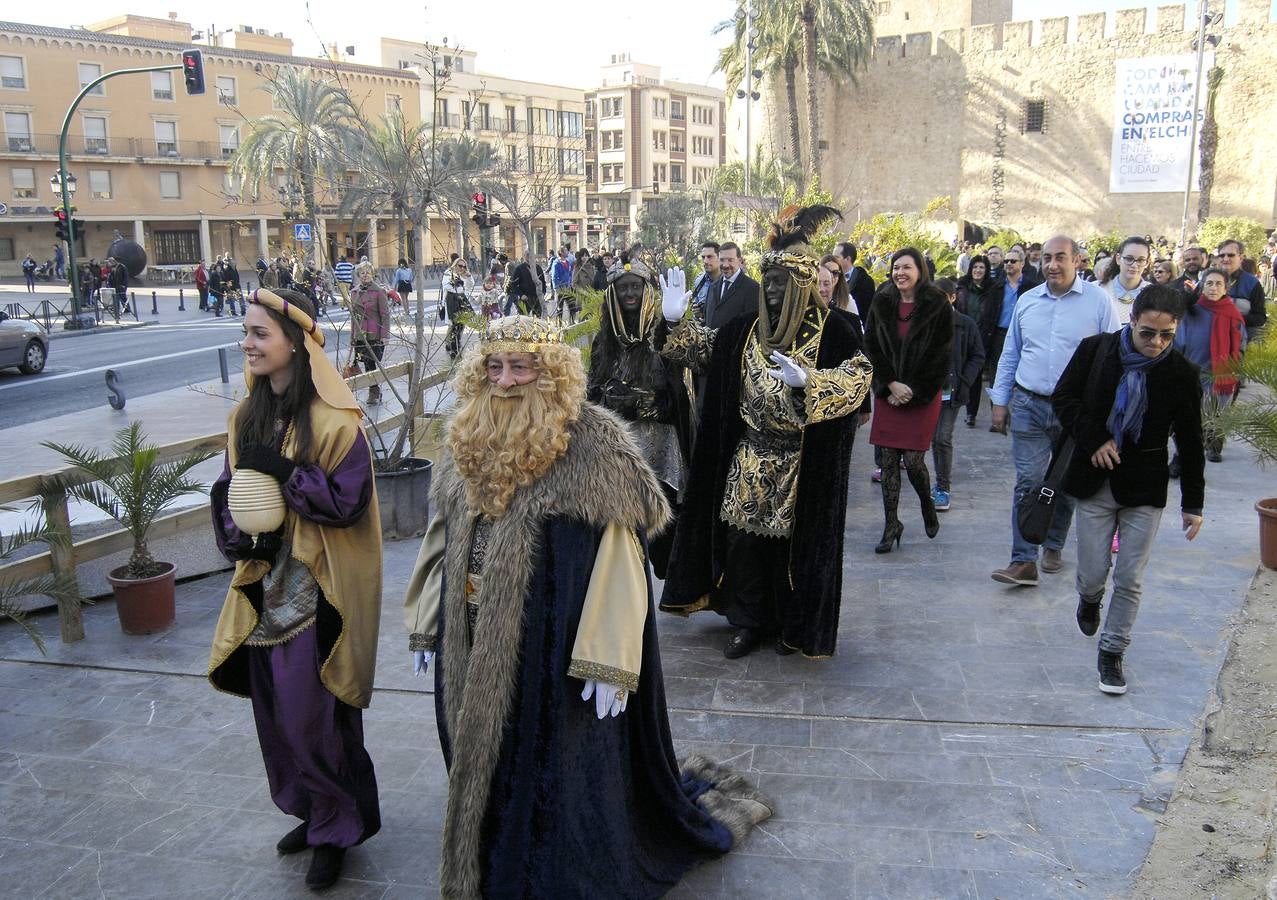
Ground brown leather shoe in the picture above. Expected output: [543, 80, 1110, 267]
[1040, 549, 1063, 573]
[991, 561, 1039, 586]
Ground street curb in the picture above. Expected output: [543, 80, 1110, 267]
[47, 320, 158, 341]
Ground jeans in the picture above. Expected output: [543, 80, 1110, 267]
[1074, 481, 1164, 654]
[931, 401, 959, 490]
[1009, 388, 1076, 563]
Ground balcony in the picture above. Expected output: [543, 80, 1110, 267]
[6, 135, 35, 153]
[152, 89, 174, 101]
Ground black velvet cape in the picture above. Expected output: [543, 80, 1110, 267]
[434, 517, 733, 899]
[661, 309, 864, 657]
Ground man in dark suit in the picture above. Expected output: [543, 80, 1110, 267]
[834, 241, 874, 316]
[1051, 284, 1204, 696]
[703, 242, 759, 329]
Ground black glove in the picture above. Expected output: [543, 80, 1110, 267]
[245, 530, 283, 562]
[236, 444, 296, 484]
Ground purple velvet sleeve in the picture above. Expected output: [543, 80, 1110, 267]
[211, 454, 255, 560]
[281, 430, 374, 528]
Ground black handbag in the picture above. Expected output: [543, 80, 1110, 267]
[1016, 435, 1075, 545]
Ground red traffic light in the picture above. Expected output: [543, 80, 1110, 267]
[472, 192, 486, 206]
[54, 209, 68, 222]
[182, 49, 205, 95]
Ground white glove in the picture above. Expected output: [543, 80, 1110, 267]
[767, 351, 809, 388]
[659, 267, 689, 322]
[581, 679, 628, 719]
[412, 649, 434, 676]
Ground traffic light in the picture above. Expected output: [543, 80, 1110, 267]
[472, 192, 487, 212]
[72, 218, 86, 242]
[182, 49, 205, 95]
[54, 209, 68, 243]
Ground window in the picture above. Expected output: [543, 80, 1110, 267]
[152, 230, 199, 265]
[83, 116, 108, 154]
[223, 172, 243, 196]
[585, 162, 595, 184]
[11, 167, 35, 199]
[585, 131, 594, 151]
[219, 125, 239, 158]
[560, 186, 580, 211]
[0, 55, 25, 89]
[601, 97, 622, 118]
[507, 145, 521, 171]
[670, 132, 685, 153]
[584, 100, 595, 119]
[692, 136, 714, 156]
[1023, 99, 1047, 134]
[476, 102, 491, 129]
[559, 111, 582, 137]
[692, 166, 711, 186]
[154, 121, 178, 156]
[670, 100, 684, 120]
[505, 105, 517, 131]
[652, 98, 666, 119]
[435, 98, 449, 121]
[216, 75, 237, 105]
[652, 131, 666, 150]
[692, 105, 714, 125]
[652, 163, 666, 184]
[0, 237, 13, 261]
[461, 100, 471, 128]
[877, 2, 891, 14]
[559, 148, 583, 175]
[79, 62, 103, 94]
[151, 71, 173, 101]
[602, 164, 622, 184]
[4, 112, 31, 152]
[88, 168, 112, 200]
[533, 145, 557, 172]
[386, 93, 402, 115]
[671, 163, 684, 185]
[530, 108, 557, 136]
[607, 198, 628, 217]
[159, 171, 181, 198]
[601, 130, 624, 151]
[587, 197, 602, 214]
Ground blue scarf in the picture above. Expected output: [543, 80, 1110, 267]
[1106, 325, 1171, 452]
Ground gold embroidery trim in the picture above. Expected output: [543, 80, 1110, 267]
[567, 659, 639, 693]
[804, 352, 873, 424]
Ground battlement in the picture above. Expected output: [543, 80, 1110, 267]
[869, 1, 1274, 61]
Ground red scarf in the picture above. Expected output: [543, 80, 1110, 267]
[1196, 295, 1244, 395]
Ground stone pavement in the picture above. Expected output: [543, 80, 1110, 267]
[0, 417, 1262, 898]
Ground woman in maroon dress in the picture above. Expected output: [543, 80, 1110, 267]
[863, 248, 955, 552]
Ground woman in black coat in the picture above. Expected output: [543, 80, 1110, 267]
[956, 254, 996, 426]
[863, 248, 954, 552]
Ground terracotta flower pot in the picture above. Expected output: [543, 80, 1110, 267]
[1255, 499, 1277, 570]
[106, 562, 176, 635]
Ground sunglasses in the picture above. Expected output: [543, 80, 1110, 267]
[1218, 252, 1239, 258]
[1135, 327, 1176, 341]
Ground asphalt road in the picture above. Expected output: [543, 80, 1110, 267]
[0, 309, 363, 430]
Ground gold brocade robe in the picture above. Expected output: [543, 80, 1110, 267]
[208, 400, 383, 709]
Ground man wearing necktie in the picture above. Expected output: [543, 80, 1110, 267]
[705, 242, 759, 329]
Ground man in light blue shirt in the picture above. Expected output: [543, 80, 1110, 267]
[989, 235, 1120, 586]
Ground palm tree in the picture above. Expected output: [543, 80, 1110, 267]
[717, 0, 874, 180]
[1195, 65, 1224, 223]
[231, 67, 358, 266]
[0, 511, 82, 654]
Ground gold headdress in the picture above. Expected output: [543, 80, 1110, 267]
[479, 315, 565, 353]
[247, 288, 361, 412]
[758, 204, 843, 350]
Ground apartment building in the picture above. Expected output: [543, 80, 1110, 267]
[0, 15, 420, 277]
[381, 39, 587, 261]
[584, 54, 726, 247]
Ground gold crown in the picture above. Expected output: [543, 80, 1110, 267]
[479, 315, 565, 353]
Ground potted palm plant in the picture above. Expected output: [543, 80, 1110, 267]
[0, 508, 83, 653]
[43, 422, 216, 634]
[1209, 327, 1277, 567]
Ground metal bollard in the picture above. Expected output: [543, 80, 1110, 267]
[218, 347, 230, 383]
[151, 291, 158, 315]
[178, 288, 185, 311]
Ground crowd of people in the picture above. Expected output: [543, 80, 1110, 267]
[207, 208, 1268, 893]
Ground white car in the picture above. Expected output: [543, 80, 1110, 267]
[0, 311, 49, 374]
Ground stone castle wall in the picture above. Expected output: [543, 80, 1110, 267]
[742, 2, 1276, 238]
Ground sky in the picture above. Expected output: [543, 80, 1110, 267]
[11, 1, 739, 90]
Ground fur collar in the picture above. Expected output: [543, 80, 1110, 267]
[432, 402, 668, 898]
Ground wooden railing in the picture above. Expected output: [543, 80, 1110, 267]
[0, 360, 448, 644]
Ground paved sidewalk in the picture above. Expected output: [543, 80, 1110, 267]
[0, 418, 1262, 898]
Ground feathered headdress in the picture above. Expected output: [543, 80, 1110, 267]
[762, 203, 843, 285]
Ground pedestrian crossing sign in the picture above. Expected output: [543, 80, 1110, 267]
[294, 223, 312, 241]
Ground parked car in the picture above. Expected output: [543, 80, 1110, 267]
[0, 311, 49, 374]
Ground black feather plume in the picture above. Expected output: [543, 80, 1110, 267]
[766, 204, 843, 251]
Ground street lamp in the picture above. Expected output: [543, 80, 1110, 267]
[49, 171, 78, 197]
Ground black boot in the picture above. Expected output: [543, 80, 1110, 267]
[1098, 650, 1126, 695]
[724, 627, 762, 659]
[1076, 592, 1102, 637]
[875, 520, 904, 554]
[306, 845, 346, 890]
[276, 821, 309, 855]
